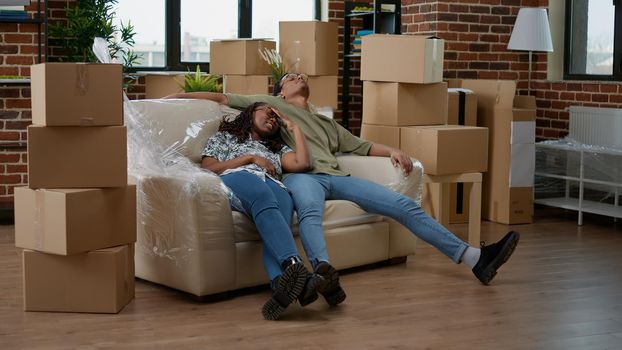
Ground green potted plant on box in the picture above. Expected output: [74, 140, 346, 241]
[49, 0, 140, 87]
[177, 65, 223, 93]
[258, 47, 287, 84]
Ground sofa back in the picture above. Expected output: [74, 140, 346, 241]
[127, 99, 240, 163]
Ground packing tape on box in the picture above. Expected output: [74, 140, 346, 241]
[33, 189, 46, 250]
[75, 64, 89, 96]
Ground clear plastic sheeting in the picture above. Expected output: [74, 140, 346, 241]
[125, 99, 236, 265]
[335, 155, 424, 206]
[535, 137, 622, 222]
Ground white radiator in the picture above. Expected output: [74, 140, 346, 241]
[569, 106, 622, 149]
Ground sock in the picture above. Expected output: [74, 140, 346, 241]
[461, 246, 481, 269]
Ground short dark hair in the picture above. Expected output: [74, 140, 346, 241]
[272, 73, 289, 96]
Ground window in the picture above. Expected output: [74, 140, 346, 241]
[114, 0, 166, 68]
[114, 0, 320, 71]
[564, 0, 622, 80]
[252, 0, 317, 47]
[180, 0, 238, 63]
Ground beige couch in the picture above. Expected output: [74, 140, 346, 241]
[127, 99, 423, 297]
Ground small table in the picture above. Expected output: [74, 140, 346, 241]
[424, 172, 482, 246]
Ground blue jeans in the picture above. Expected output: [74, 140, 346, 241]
[221, 171, 299, 280]
[283, 173, 468, 268]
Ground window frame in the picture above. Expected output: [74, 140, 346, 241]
[129, 0, 321, 72]
[564, 0, 622, 81]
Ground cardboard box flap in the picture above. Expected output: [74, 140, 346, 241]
[513, 95, 537, 109]
[458, 79, 517, 110]
[213, 38, 273, 42]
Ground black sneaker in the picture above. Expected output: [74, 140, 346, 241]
[315, 261, 347, 306]
[472, 231, 520, 285]
[262, 261, 308, 320]
[298, 273, 326, 307]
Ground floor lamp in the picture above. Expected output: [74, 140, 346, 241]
[507, 8, 554, 95]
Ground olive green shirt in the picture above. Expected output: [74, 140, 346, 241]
[225, 94, 372, 176]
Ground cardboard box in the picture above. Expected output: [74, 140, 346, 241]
[279, 21, 338, 75]
[446, 89, 478, 222]
[27, 126, 127, 188]
[145, 74, 185, 99]
[421, 182, 473, 223]
[455, 79, 536, 224]
[447, 89, 478, 126]
[23, 245, 135, 313]
[362, 81, 448, 126]
[31, 63, 123, 126]
[308, 75, 338, 109]
[209, 39, 276, 75]
[360, 124, 401, 149]
[400, 125, 488, 175]
[361, 34, 444, 83]
[14, 186, 137, 255]
[223, 75, 270, 95]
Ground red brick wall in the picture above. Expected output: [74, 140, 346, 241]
[329, 0, 370, 135]
[401, 0, 622, 140]
[3, 0, 622, 210]
[0, 0, 64, 213]
[0, 1, 147, 211]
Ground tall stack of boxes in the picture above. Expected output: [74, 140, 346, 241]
[210, 39, 275, 95]
[360, 34, 489, 211]
[279, 21, 338, 109]
[449, 79, 536, 224]
[14, 63, 136, 313]
[445, 88, 478, 223]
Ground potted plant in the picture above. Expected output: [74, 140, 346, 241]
[258, 47, 287, 85]
[177, 65, 223, 93]
[49, 0, 140, 87]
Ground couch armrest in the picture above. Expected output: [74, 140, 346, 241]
[336, 155, 423, 204]
[135, 170, 235, 261]
[134, 170, 238, 295]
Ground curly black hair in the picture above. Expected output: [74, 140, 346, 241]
[218, 102, 285, 153]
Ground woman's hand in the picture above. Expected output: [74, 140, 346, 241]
[270, 107, 297, 132]
[251, 155, 276, 177]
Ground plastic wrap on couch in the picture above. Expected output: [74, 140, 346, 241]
[535, 137, 622, 202]
[125, 98, 239, 264]
[336, 155, 424, 206]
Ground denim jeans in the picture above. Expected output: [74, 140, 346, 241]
[221, 171, 299, 280]
[283, 173, 469, 268]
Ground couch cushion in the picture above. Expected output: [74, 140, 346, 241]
[232, 200, 385, 243]
[128, 99, 241, 163]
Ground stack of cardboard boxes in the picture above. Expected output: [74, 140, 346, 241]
[279, 21, 338, 109]
[210, 39, 275, 95]
[449, 79, 536, 225]
[14, 63, 136, 313]
[360, 34, 489, 200]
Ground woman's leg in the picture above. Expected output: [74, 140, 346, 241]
[221, 172, 299, 279]
[221, 172, 308, 320]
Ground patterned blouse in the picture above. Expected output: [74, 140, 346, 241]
[202, 131, 293, 187]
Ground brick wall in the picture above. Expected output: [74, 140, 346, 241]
[329, 0, 370, 135]
[2, 0, 622, 212]
[0, 0, 68, 216]
[400, 0, 622, 139]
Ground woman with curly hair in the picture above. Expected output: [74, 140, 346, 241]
[201, 102, 322, 320]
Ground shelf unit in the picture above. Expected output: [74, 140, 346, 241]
[341, 0, 400, 131]
[534, 143, 622, 225]
[0, 0, 48, 63]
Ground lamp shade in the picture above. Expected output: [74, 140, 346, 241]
[507, 8, 553, 52]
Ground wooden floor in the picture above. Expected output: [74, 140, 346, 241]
[1, 208, 622, 349]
